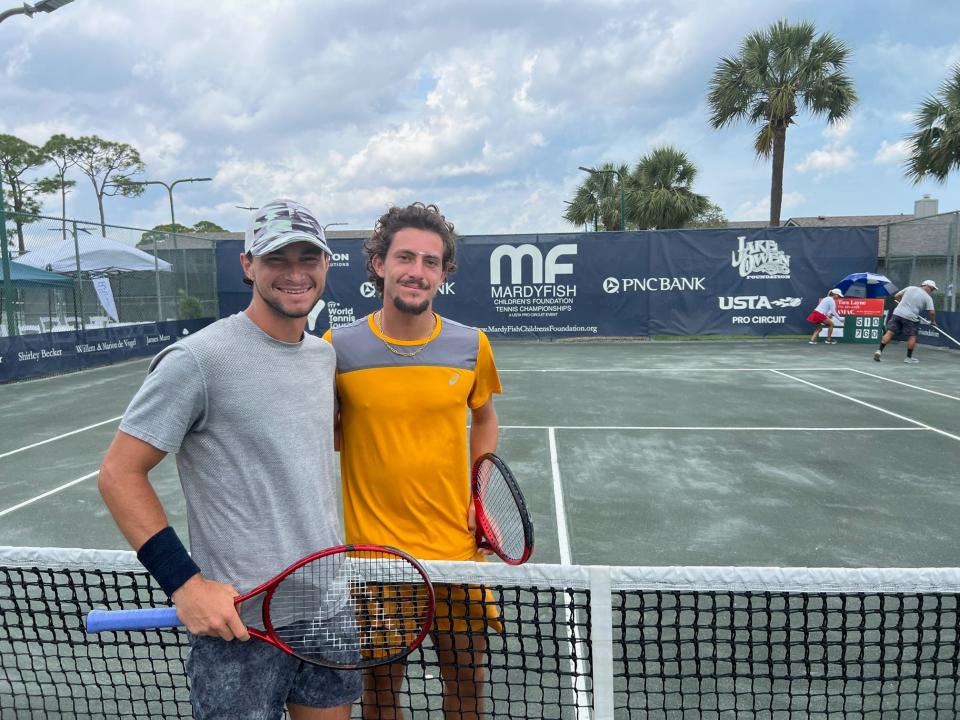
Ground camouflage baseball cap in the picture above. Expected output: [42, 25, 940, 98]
[244, 199, 331, 257]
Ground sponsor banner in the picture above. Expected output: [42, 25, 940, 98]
[917, 310, 960, 349]
[0, 319, 212, 383]
[216, 227, 879, 340]
[837, 297, 884, 316]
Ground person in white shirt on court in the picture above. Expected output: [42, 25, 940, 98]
[874, 279, 938, 364]
[806, 288, 844, 345]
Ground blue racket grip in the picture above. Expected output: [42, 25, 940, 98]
[86, 606, 182, 633]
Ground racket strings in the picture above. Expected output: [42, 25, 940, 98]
[269, 550, 431, 667]
[477, 462, 527, 560]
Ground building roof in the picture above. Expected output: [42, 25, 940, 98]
[723, 220, 771, 229]
[725, 214, 913, 229]
[783, 214, 910, 228]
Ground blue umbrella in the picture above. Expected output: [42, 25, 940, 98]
[834, 272, 898, 298]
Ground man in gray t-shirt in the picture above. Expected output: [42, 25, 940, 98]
[874, 279, 938, 364]
[99, 199, 360, 720]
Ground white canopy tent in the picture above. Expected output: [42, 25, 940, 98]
[16, 236, 174, 328]
[16, 236, 173, 275]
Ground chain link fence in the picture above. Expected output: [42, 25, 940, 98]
[879, 211, 960, 312]
[1, 213, 219, 337]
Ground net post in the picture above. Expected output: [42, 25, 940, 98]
[588, 565, 614, 720]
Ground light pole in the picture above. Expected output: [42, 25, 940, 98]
[0, 0, 73, 23]
[135, 177, 212, 303]
[578, 166, 626, 231]
[323, 222, 347, 233]
[136, 177, 213, 239]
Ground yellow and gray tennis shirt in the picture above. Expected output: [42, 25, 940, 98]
[323, 314, 501, 561]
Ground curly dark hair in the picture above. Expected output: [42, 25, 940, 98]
[364, 202, 457, 295]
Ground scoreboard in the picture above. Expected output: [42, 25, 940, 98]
[818, 297, 885, 343]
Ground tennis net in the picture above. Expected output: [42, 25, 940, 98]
[2, 546, 959, 719]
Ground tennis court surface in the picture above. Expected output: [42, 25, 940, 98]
[2, 338, 959, 718]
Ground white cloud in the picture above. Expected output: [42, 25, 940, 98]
[896, 111, 916, 124]
[5, 0, 960, 234]
[134, 125, 187, 174]
[3, 43, 31, 80]
[874, 139, 912, 165]
[8, 120, 83, 146]
[736, 192, 806, 221]
[822, 117, 853, 142]
[795, 146, 858, 176]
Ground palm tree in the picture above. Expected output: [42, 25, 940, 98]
[904, 64, 960, 184]
[563, 162, 628, 231]
[707, 20, 857, 226]
[628, 146, 709, 229]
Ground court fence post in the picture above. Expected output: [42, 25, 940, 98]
[71, 221, 85, 332]
[0, 177, 18, 337]
[152, 233, 162, 322]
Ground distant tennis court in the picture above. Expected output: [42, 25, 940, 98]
[3, 338, 960, 719]
[3, 338, 958, 566]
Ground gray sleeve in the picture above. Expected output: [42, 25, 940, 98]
[118, 344, 207, 454]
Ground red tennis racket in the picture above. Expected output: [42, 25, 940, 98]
[86, 545, 434, 670]
[472, 453, 534, 565]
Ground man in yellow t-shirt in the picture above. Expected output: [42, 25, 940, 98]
[323, 202, 501, 720]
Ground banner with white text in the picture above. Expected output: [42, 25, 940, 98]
[217, 226, 879, 340]
[0, 319, 212, 383]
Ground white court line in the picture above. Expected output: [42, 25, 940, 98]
[548, 427, 589, 718]
[770, 370, 960, 443]
[0, 416, 122, 460]
[499, 367, 839, 373]
[846, 368, 960, 402]
[502, 425, 923, 431]
[0, 470, 98, 518]
[8, 357, 149, 386]
[547, 427, 573, 565]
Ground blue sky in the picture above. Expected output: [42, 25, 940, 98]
[3, 0, 959, 234]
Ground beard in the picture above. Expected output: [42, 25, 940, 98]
[392, 295, 431, 316]
[264, 295, 312, 318]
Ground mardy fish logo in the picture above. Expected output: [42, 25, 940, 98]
[731, 236, 791, 279]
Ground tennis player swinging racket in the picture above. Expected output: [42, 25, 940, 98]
[87, 545, 435, 670]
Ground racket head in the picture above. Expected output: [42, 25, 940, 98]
[471, 453, 534, 565]
[239, 544, 434, 669]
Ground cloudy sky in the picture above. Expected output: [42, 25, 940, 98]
[3, 0, 960, 235]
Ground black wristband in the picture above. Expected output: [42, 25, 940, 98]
[136, 526, 201, 598]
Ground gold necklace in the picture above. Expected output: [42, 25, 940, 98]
[374, 311, 437, 358]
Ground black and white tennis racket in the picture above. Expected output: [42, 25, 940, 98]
[472, 453, 534, 565]
[86, 545, 435, 669]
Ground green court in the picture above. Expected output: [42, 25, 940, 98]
[2, 338, 958, 568]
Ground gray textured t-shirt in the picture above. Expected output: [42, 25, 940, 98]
[119, 312, 341, 607]
[893, 286, 934, 322]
